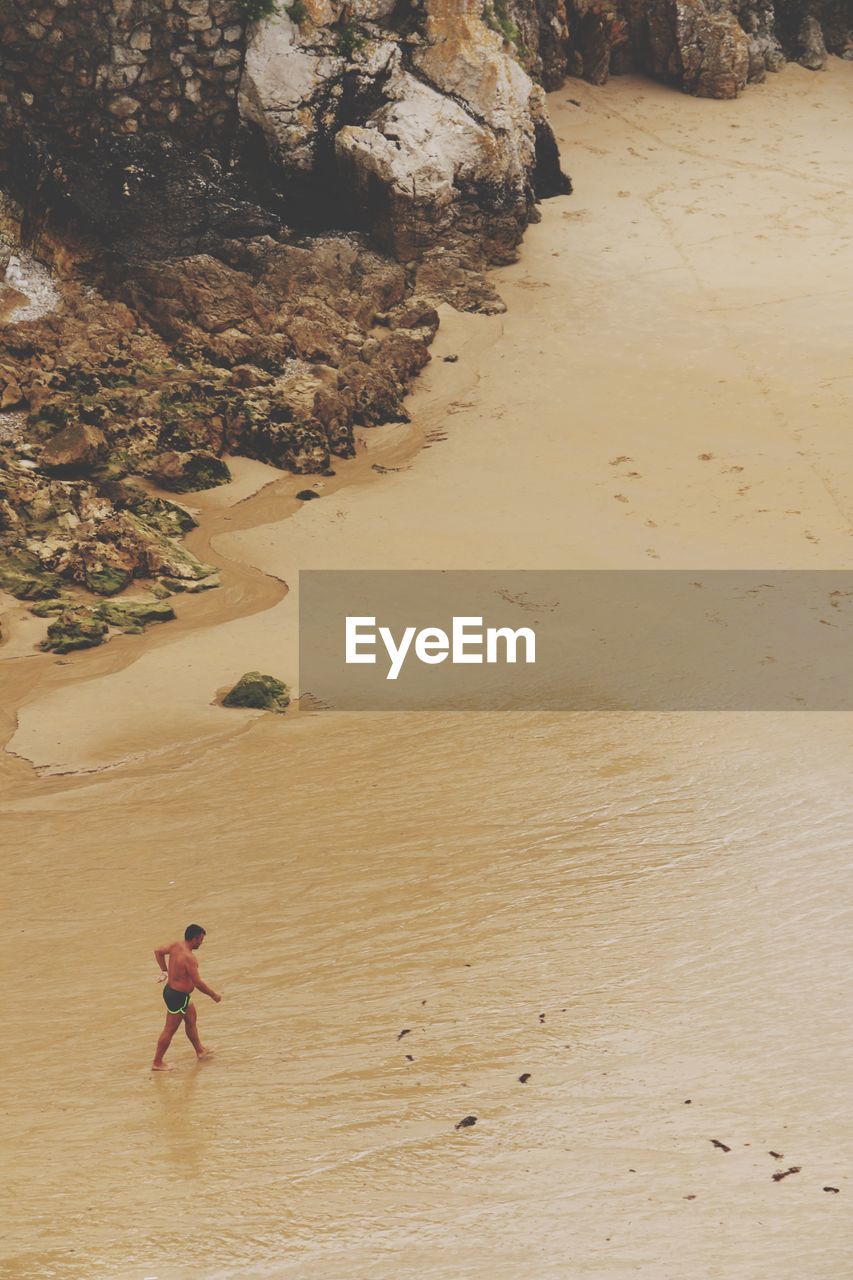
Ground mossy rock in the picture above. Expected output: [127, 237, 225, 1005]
[159, 574, 220, 594]
[130, 495, 197, 536]
[30, 594, 77, 617]
[41, 608, 109, 654]
[0, 554, 63, 601]
[84, 565, 134, 596]
[121, 513, 216, 583]
[95, 600, 176, 630]
[92, 449, 133, 484]
[222, 671, 290, 712]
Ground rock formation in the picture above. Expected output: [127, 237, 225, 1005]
[241, 2, 569, 280]
[222, 670, 290, 710]
[0, 225, 440, 611]
[513, 0, 850, 99]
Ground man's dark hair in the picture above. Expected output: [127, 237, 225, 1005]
[185, 923, 206, 941]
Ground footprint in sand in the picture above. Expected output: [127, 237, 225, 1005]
[609, 455, 633, 465]
[613, 494, 629, 503]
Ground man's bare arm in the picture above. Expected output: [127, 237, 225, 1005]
[154, 943, 174, 974]
[188, 955, 222, 1002]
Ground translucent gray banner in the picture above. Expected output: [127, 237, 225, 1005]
[297, 571, 853, 710]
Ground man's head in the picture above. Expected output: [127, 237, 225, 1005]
[185, 923, 206, 949]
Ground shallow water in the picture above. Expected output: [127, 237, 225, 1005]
[2, 66, 853, 1280]
[1, 712, 851, 1279]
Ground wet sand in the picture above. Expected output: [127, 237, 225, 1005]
[2, 65, 852, 1279]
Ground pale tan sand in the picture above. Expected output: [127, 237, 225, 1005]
[1, 66, 853, 1280]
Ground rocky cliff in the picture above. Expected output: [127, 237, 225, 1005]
[1, 0, 847, 263]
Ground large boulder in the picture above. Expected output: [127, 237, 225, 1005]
[148, 450, 232, 493]
[645, 0, 751, 97]
[797, 14, 829, 68]
[41, 422, 108, 473]
[240, 6, 568, 282]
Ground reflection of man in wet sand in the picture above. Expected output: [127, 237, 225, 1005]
[151, 924, 222, 1071]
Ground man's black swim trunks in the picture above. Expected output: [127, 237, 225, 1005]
[163, 985, 191, 1015]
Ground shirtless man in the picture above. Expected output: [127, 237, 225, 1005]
[151, 924, 222, 1071]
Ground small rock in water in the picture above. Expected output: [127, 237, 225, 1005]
[684, 1099, 692, 1105]
[397, 1028, 411, 1040]
[296, 489, 320, 501]
[405, 1054, 414, 1062]
[442, 354, 458, 363]
[222, 672, 290, 712]
[710, 1139, 731, 1153]
[539, 1013, 546, 1023]
[518, 1073, 531, 1084]
[772, 1166, 801, 1182]
[769, 1151, 783, 1159]
[455, 1115, 477, 1130]
[823, 1186, 840, 1193]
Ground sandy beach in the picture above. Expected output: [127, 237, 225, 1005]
[2, 65, 852, 1279]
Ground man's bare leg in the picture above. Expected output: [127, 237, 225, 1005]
[152, 1012, 182, 1070]
[183, 1002, 212, 1060]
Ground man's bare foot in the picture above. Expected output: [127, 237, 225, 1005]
[196, 1047, 214, 1061]
[151, 1062, 173, 1071]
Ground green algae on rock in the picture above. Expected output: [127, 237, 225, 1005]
[0, 551, 63, 601]
[222, 672, 290, 712]
[159, 574, 220, 593]
[94, 600, 176, 631]
[83, 564, 134, 596]
[30, 594, 77, 617]
[40, 596, 178, 652]
[41, 608, 109, 655]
